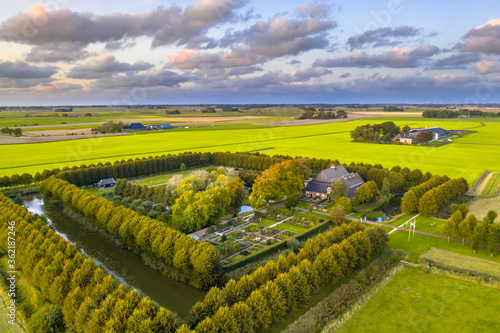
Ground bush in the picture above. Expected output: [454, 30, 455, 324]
[27, 304, 65, 333]
[247, 224, 260, 232]
[286, 237, 301, 252]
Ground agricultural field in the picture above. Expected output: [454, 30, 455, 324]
[2, 118, 500, 187]
[421, 248, 500, 280]
[334, 266, 500, 333]
[482, 173, 500, 197]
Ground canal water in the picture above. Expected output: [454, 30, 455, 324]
[23, 195, 206, 318]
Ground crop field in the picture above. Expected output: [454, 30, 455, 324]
[482, 173, 500, 196]
[2, 119, 500, 186]
[335, 266, 500, 333]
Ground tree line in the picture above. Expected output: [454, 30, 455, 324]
[40, 176, 223, 289]
[442, 205, 500, 255]
[1, 127, 22, 136]
[186, 222, 389, 329]
[401, 175, 450, 213]
[183, 223, 389, 332]
[422, 109, 500, 118]
[0, 194, 179, 332]
[350, 121, 409, 143]
[402, 177, 468, 217]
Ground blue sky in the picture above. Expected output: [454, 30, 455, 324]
[0, 0, 499, 105]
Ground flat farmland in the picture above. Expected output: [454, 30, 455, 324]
[1, 119, 500, 186]
[334, 266, 500, 333]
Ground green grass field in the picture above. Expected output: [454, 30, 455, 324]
[2, 119, 500, 186]
[387, 221, 500, 264]
[335, 266, 500, 333]
[421, 247, 500, 279]
[482, 173, 500, 196]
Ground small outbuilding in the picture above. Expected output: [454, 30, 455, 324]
[95, 178, 116, 189]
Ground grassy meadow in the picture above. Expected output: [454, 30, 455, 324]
[1, 118, 500, 186]
[334, 266, 500, 333]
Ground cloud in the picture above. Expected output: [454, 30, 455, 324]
[475, 60, 500, 74]
[429, 52, 480, 70]
[297, 3, 330, 19]
[456, 19, 500, 54]
[169, 8, 335, 70]
[313, 45, 440, 68]
[0, 60, 57, 78]
[347, 26, 422, 50]
[339, 72, 351, 78]
[67, 55, 153, 79]
[0, 1, 248, 50]
[26, 42, 91, 62]
[89, 70, 195, 91]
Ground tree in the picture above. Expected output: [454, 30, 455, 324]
[418, 190, 438, 217]
[225, 177, 248, 216]
[329, 206, 346, 226]
[330, 181, 348, 203]
[486, 224, 500, 256]
[487, 210, 498, 223]
[402, 125, 411, 133]
[356, 181, 378, 203]
[180, 163, 186, 171]
[335, 196, 352, 213]
[459, 214, 477, 246]
[442, 210, 462, 242]
[451, 204, 469, 218]
[250, 160, 305, 207]
[27, 304, 65, 333]
[413, 131, 433, 143]
[401, 189, 418, 213]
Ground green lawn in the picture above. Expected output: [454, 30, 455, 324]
[258, 219, 277, 228]
[2, 119, 500, 187]
[131, 168, 205, 186]
[275, 223, 307, 233]
[482, 173, 500, 196]
[387, 223, 500, 264]
[335, 266, 500, 333]
[384, 214, 445, 235]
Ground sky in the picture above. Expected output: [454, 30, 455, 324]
[0, 0, 499, 106]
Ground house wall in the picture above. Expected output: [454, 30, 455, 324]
[305, 191, 328, 199]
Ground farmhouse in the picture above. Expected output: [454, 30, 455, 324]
[304, 165, 364, 199]
[392, 126, 451, 144]
[411, 126, 450, 139]
[158, 123, 174, 129]
[123, 123, 146, 131]
[392, 133, 415, 144]
[95, 178, 115, 189]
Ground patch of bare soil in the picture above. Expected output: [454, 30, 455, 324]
[13, 116, 271, 129]
[0, 132, 130, 145]
[468, 171, 493, 196]
[258, 115, 368, 126]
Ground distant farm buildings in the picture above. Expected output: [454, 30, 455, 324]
[123, 123, 147, 131]
[123, 123, 176, 131]
[392, 126, 451, 144]
[304, 165, 365, 199]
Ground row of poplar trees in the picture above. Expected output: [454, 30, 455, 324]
[183, 222, 389, 331]
[0, 194, 179, 332]
[401, 175, 469, 216]
[39, 176, 223, 289]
